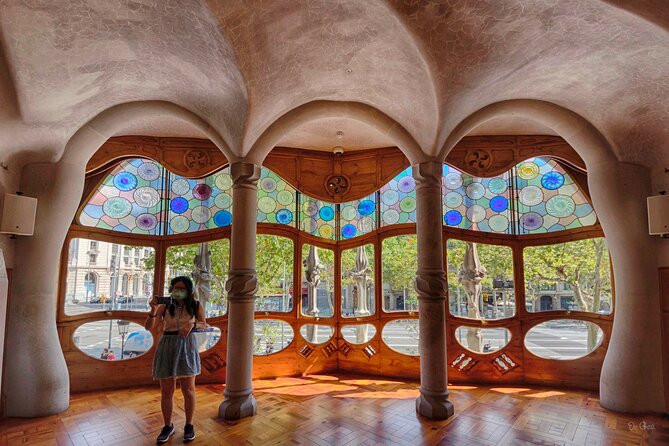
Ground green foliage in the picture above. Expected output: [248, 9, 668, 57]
[381, 235, 418, 307]
[340, 244, 374, 289]
[256, 235, 294, 297]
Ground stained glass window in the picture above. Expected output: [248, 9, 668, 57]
[340, 193, 377, 239]
[299, 195, 336, 240]
[79, 159, 166, 235]
[257, 168, 296, 226]
[166, 168, 233, 234]
[442, 164, 512, 234]
[380, 167, 416, 226]
[514, 158, 596, 234]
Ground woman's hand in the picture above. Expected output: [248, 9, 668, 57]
[148, 297, 164, 314]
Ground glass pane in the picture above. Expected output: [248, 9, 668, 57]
[381, 235, 418, 312]
[380, 167, 416, 226]
[73, 320, 152, 360]
[299, 196, 336, 240]
[382, 319, 419, 356]
[164, 239, 230, 317]
[254, 320, 293, 355]
[167, 167, 233, 234]
[524, 238, 612, 314]
[79, 159, 166, 235]
[525, 320, 603, 360]
[300, 245, 335, 318]
[442, 164, 511, 234]
[341, 324, 377, 344]
[455, 327, 511, 354]
[340, 193, 377, 239]
[257, 167, 296, 226]
[447, 239, 515, 320]
[256, 235, 293, 312]
[64, 238, 155, 315]
[341, 244, 375, 318]
[514, 157, 596, 234]
[194, 327, 222, 353]
[299, 324, 334, 345]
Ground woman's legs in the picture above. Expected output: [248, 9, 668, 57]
[179, 376, 197, 425]
[159, 378, 176, 425]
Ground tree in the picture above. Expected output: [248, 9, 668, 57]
[524, 237, 611, 349]
[381, 235, 418, 309]
[256, 235, 294, 308]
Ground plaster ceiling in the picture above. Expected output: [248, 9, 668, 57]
[0, 0, 666, 175]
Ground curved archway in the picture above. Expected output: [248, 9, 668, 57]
[440, 99, 664, 413]
[4, 101, 235, 417]
[245, 100, 427, 166]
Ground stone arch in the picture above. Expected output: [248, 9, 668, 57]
[245, 100, 427, 166]
[4, 101, 234, 417]
[440, 99, 664, 413]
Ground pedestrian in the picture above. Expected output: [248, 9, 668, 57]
[106, 350, 116, 360]
[100, 348, 109, 360]
[145, 276, 206, 443]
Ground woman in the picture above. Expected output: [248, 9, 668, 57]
[145, 276, 206, 443]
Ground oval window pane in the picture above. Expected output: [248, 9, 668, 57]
[341, 324, 377, 344]
[455, 327, 511, 354]
[299, 324, 334, 345]
[194, 326, 222, 353]
[382, 319, 419, 356]
[254, 320, 293, 356]
[73, 320, 153, 360]
[525, 319, 603, 360]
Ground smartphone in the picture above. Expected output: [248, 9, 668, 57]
[155, 296, 172, 305]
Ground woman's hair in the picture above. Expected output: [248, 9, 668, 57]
[167, 275, 198, 317]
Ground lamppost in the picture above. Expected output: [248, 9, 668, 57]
[117, 320, 130, 359]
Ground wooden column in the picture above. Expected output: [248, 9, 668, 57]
[218, 162, 261, 420]
[413, 161, 454, 420]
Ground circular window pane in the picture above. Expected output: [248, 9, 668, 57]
[382, 319, 419, 356]
[193, 327, 222, 353]
[525, 319, 603, 360]
[341, 324, 377, 344]
[254, 320, 293, 356]
[73, 320, 153, 361]
[455, 326, 511, 354]
[300, 324, 334, 345]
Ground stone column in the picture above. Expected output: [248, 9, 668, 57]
[219, 162, 260, 420]
[589, 161, 664, 413]
[4, 160, 85, 416]
[413, 161, 454, 420]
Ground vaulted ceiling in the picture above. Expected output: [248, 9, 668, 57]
[0, 1, 667, 174]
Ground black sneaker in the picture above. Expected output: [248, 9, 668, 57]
[156, 424, 175, 443]
[184, 424, 196, 442]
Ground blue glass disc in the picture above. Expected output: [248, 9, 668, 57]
[489, 196, 509, 212]
[276, 209, 293, 225]
[541, 171, 565, 190]
[341, 224, 357, 239]
[170, 197, 189, 214]
[358, 199, 375, 216]
[114, 172, 138, 191]
[444, 210, 463, 226]
[213, 210, 232, 227]
[319, 205, 335, 221]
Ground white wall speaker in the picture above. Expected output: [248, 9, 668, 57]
[0, 193, 38, 236]
[647, 194, 669, 235]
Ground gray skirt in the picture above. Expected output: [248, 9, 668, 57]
[152, 332, 201, 380]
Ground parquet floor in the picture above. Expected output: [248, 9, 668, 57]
[1, 374, 668, 445]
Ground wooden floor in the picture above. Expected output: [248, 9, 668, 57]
[1, 375, 668, 445]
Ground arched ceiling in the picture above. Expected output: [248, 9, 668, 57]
[0, 0, 666, 175]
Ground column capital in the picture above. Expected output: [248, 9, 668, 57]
[412, 160, 442, 189]
[230, 162, 261, 190]
[415, 268, 447, 301]
[225, 268, 258, 302]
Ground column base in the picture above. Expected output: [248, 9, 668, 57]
[415, 390, 454, 420]
[218, 392, 257, 420]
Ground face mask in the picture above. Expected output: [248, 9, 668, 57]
[171, 289, 187, 300]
